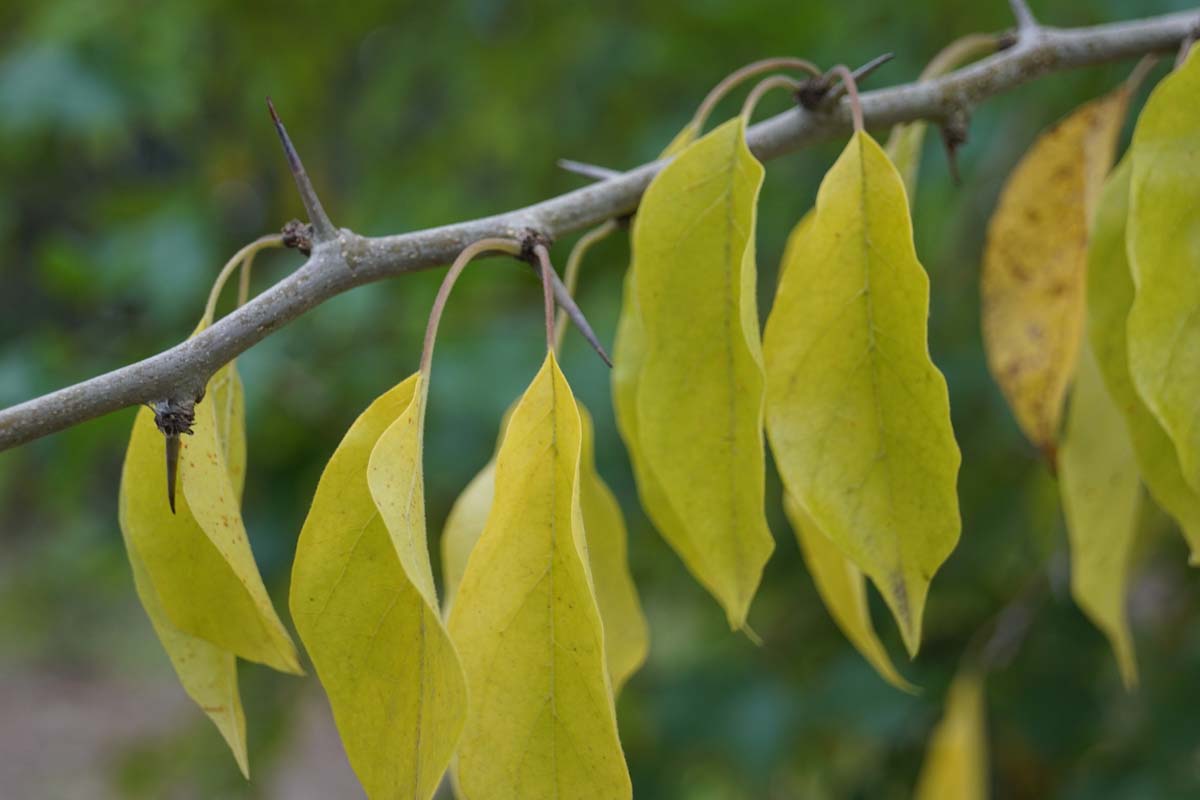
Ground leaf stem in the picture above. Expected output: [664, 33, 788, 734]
[553, 221, 619, 355]
[201, 235, 284, 328]
[692, 57, 821, 131]
[827, 65, 864, 133]
[420, 238, 523, 379]
[740, 75, 804, 123]
[920, 33, 1007, 81]
[532, 244, 558, 353]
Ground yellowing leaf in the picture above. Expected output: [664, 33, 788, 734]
[290, 374, 466, 800]
[1060, 343, 1141, 687]
[122, 515, 250, 778]
[118, 360, 299, 774]
[627, 116, 774, 628]
[449, 353, 630, 800]
[612, 122, 700, 615]
[1127, 48, 1200, 493]
[1087, 157, 1200, 561]
[783, 495, 914, 692]
[441, 459, 496, 609]
[981, 86, 1131, 458]
[764, 130, 961, 656]
[914, 671, 989, 800]
[440, 401, 649, 695]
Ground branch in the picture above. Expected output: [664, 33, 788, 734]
[0, 8, 1195, 452]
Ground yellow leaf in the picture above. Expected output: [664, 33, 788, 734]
[914, 671, 989, 800]
[981, 86, 1130, 458]
[1087, 157, 1200, 561]
[1127, 48, 1200, 493]
[1059, 343, 1141, 688]
[612, 121, 700, 615]
[123, 536, 250, 778]
[118, 361, 300, 775]
[626, 116, 775, 628]
[783, 495, 915, 692]
[764, 130, 961, 657]
[440, 401, 649, 695]
[441, 459, 496, 610]
[290, 374, 467, 800]
[449, 353, 631, 800]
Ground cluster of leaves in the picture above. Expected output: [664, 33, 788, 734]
[112, 38, 1200, 800]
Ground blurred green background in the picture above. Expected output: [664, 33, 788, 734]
[2, 0, 1199, 797]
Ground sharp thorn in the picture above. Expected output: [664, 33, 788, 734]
[165, 434, 180, 514]
[557, 158, 623, 182]
[266, 97, 337, 244]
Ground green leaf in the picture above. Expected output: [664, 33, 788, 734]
[290, 374, 467, 800]
[1087, 156, 1200, 561]
[623, 116, 774, 629]
[440, 401, 648, 694]
[981, 86, 1130, 458]
[118, 360, 300, 775]
[1059, 342, 1141, 688]
[448, 353, 631, 800]
[764, 130, 961, 656]
[1127, 48, 1200, 493]
[914, 671, 988, 800]
[783, 495, 915, 692]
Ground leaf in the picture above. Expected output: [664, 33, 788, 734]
[448, 353, 631, 800]
[783, 495, 915, 692]
[914, 671, 989, 800]
[441, 400, 649, 695]
[1126, 48, 1200, 493]
[1059, 342, 1141, 688]
[290, 373, 467, 800]
[626, 116, 775, 628]
[1087, 157, 1200, 560]
[763, 130, 961, 656]
[981, 86, 1131, 458]
[118, 360, 300, 775]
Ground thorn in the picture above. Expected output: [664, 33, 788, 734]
[266, 97, 337, 245]
[797, 52, 894, 110]
[557, 158, 623, 183]
[521, 231, 612, 368]
[940, 107, 970, 185]
[165, 434, 180, 514]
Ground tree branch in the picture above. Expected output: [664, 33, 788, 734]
[0, 7, 1195, 452]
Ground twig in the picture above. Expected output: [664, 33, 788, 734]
[1008, 0, 1040, 40]
[0, 8, 1195, 451]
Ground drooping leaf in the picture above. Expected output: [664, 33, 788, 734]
[1087, 157, 1200, 560]
[118, 357, 300, 774]
[764, 129, 961, 656]
[449, 353, 631, 800]
[783, 495, 915, 692]
[440, 401, 649, 694]
[1126, 48, 1200, 493]
[981, 85, 1131, 459]
[1059, 343, 1141, 688]
[290, 374, 467, 800]
[914, 671, 989, 800]
[626, 116, 774, 629]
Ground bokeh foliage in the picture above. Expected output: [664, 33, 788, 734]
[1, 0, 1199, 797]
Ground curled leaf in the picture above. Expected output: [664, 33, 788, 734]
[1060, 343, 1141, 688]
[764, 130, 961, 656]
[118, 357, 299, 775]
[290, 374, 467, 800]
[981, 85, 1130, 459]
[624, 116, 775, 628]
[449, 353, 631, 799]
[1127, 48, 1200, 493]
[1087, 157, 1200, 561]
